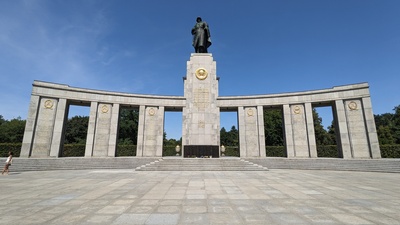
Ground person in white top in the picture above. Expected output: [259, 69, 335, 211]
[2, 151, 13, 175]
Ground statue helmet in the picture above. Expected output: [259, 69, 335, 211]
[196, 17, 202, 22]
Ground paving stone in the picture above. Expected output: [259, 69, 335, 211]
[179, 214, 209, 224]
[330, 214, 374, 224]
[129, 206, 155, 213]
[158, 200, 181, 206]
[207, 213, 242, 224]
[144, 214, 180, 225]
[113, 214, 150, 224]
[269, 213, 309, 224]
[97, 205, 129, 214]
[113, 199, 136, 205]
[84, 214, 115, 224]
[240, 214, 273, 224]
[0, 169, 399, 225]
[358, 213, 400, 225]
[303, 214, 340, 224]
[183, 205, 207, 213]
[208, 205, 234, 213]
[156, 205, 180, 213]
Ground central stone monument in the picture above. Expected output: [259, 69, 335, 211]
[182, 54, 220, 157]
[182, 17, 219, 157]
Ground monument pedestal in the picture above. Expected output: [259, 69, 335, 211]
[182, 54, 220, 157]
[183, 145, 219, 158]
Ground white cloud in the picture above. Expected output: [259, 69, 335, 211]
[0, 1, 116, 118]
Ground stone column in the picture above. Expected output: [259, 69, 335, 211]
[344, 99, 371, 158]
[283, 104, 295, 158]
[238, 106, 263, 157]
[20, 95, 40, 157]
[136, 105, 146, 157]
[85, 102, 98, 157]
[304, 103, 317, 158]
[107, 103, 120, 157]
[156, 106, 165, 157]
[92, 103, 113, 157]
[142, 106, 164, 157]
[333, 100, 352, 159]
[362, 97, 381, 158]
[290, 104, 310, 157]
[49, 98, 68, 157]
[31, 98, 58, 157]
[257, 105, 266, 157]
[238, 106, 247, 157]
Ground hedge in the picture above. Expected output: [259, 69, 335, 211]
[265, 145, 400, 158]
[1, 143, 400, 158]
[224, 146, 239, 157]
[380, 145, 400, 158]
[0, 143, 21, 157]
[63, 144, 85, 157]
[316, 145, 339, 158]
[163, 146, 180, 156]
[266, 146, 286, 157]
[116, 145, 137, 157]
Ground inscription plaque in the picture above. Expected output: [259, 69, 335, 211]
[194, 88, 210, 111]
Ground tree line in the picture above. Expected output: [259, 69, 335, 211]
[374, 105, 400, 145]
[1, 105, 399, 148]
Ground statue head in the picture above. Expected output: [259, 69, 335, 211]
[196, 17, 202, 22]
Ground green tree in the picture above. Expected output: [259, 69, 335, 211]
[64, 116, 89, 144]
[0, 115, 5, 126]
[220, 127, 228, 145]
[327, 120, 337, 145]
[264, 109, 284, 146]
[377, 125, 395, 145]
[313, 109, 334, 145]
[118, 108, 139, 145]
[393, 105, 400, 144]
[220, 126, 239, 146]
[374, 105, 400, 145]
[228, 126, 239, 146]
[374, 113, 393, 128]
[0, 117, 26, 143]
[164, 137, 180, 146]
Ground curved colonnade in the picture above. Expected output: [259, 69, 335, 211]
[20, 80, 380, 159]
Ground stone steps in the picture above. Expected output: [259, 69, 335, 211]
[2, 157, 399, 173]
[3, 157, 159, 172]
[135, 158, 269, 171]
[247, 158, 400, 173]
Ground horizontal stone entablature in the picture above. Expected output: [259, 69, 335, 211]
[32, 80, 370, 108]
[217, 82, 370, 107]
[32, 80, 186, 107]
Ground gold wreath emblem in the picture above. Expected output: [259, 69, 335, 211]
[148, 108, 156, 116]
[195, 68, 208, 80]
[101, 105, 109, 113]
[247, 108, 254, 117]
[348, 101, 357, 110]
[293, 105, 301, 114]
[44, 100, 53, 109]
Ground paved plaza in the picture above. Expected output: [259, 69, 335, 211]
[0, 169, 399, 225]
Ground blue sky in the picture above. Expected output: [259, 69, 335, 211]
[1, 0, 399, 139]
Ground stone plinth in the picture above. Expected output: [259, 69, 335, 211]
[182, 54, 220, 156]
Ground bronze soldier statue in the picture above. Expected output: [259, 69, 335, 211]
[191, 17, 212, 53]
